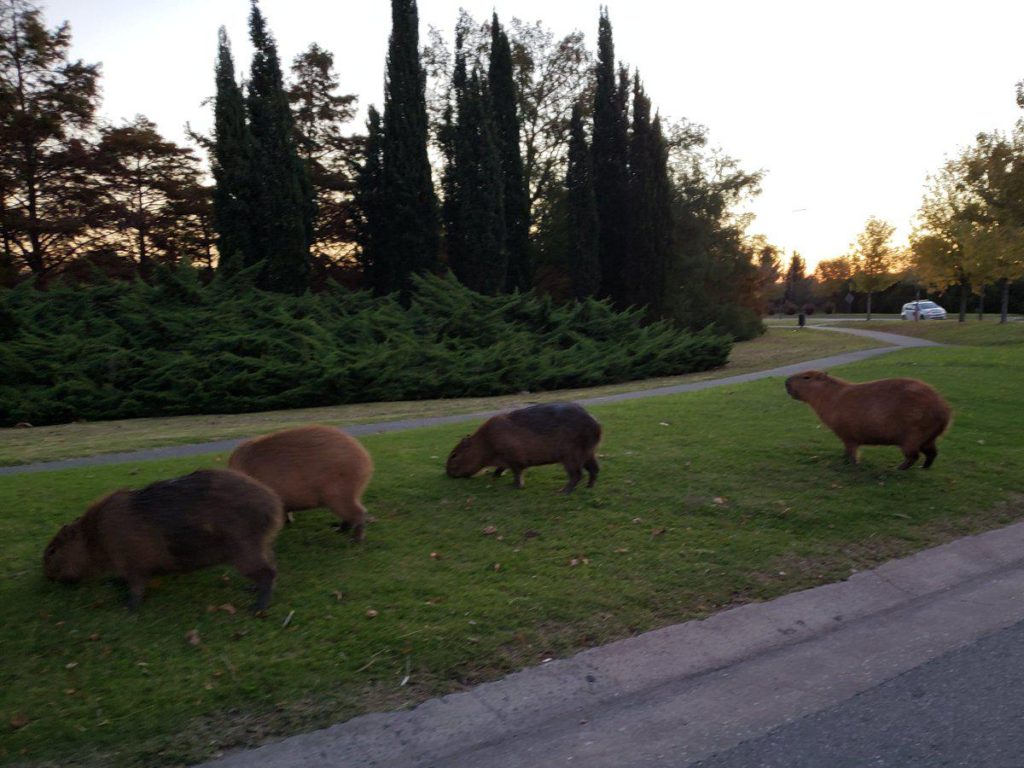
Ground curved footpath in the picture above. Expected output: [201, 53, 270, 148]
[0, 326, 937, 477]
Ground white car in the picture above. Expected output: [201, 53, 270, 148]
[901, 300, 947, 320]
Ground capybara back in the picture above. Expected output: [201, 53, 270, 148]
[43, 469, 284, 610]
[228, 425, 374, 542]
[785, 371, 952, 469]
[446, 402, 602, 493]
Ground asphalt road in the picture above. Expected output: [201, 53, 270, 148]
[696, 619, 1024, 768]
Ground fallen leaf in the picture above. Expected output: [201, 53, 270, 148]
[281, 610, 295, 628]
[331, 590, 344, 602]
[492, 562, 501, 572]
[185, 629, 201, 646]
[614, 547, 629, 554]
[64, 688, 76, 696]
[712, 497, 726, 505]
[523, 529, 540, 539]
[87, 633, 101, 642]
[651, 527, 667, 538]
[482, 525, 498, 536]
[659, 421, 670, 426]
[9, 713, 29, 730]
[218, 603, 237, 615]
[429, 551, 441, 560]
[631, 517, 643, 524]
[64, 661, 78, 670]
[366, 609, 379, 618]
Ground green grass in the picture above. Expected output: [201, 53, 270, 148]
[2, 335, 1021, 767]
[832, 318, 1024, 346]
[0, 327, 883, 467]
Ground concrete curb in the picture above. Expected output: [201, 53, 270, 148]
[201, 518, 1024, 767]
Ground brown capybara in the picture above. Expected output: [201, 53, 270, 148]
[446, 402, 602, 493]
[43, 469, 284, 611]
[228, 425, 374, 543]
[785, 370, 952, 469]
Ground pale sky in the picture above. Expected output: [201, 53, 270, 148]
[43, 0, 1024, 269]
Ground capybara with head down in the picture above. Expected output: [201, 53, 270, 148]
[43, 469, 284, 611]
[229, 425, 374, 543]
[785, 370, 952, 469]
[446, 402, 602, 493]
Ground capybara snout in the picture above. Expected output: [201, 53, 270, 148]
[43, 469, 284, 611]
[229, 425, 374, 542]
[785, 370, 952, 470]
[446, 402, 602, 493]
[43, 524, 87, 583]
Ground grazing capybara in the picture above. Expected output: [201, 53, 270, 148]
[228, 425, 374, 543]
[43, 469, 284, 611]
[446, 402, 602, 493]
[785, 370, 952, 469]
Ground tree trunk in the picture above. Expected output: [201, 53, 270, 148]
[866, 291, 872, 321]
[977, 284, 985, 322]
[959, 286, 967, 323]
[1000, 278, 1009, 324]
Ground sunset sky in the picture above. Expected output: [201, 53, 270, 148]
[44, 0, 1024, 269]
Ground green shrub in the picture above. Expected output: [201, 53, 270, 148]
[0, 268, 732, 426]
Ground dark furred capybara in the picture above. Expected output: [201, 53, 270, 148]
[228, 425, 374, 543]
[785, 370, 953, 469]
[43, 469, 284, 611]
[446, 402, 602, 493]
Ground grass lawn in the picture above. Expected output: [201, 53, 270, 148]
[0, 327, 883, 467]
[832, 318, 1024, 346]
[2, 330, 1021, 767]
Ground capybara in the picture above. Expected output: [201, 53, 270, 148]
[785, 370, 952, 469]
[43, 469, 284, 611]
[228, 425, 374, 543]
[446, 402, 602, 493]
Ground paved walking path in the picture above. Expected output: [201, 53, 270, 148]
[200, 517, 1024, 768]
[0, 327, 937, 476]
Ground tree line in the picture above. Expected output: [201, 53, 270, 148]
[766, 81, 1024, 324]
[1, 0, 770, 337]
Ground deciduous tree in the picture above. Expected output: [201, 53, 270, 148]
[0, 0, 101, 279]
[851, 217, 900, 320]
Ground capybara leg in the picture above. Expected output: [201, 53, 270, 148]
[511, 468, 525, 490]
[922, 443, 938, 469]
[239, 562, 276, 612]
[324, 489, 366, 543]
[125, 574, 147, 611]
[584, 455, 599, 488]
[560, 464, 583, 494]
[493, 467, 505, 478]
[843, 443, 860, 465]
[898, 446, 920, 470]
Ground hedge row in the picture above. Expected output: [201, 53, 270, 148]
[0, 267, 732, 426]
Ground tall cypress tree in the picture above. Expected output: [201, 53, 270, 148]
[626, 74, 674, 317]
[354, 106, 385, 291]
[592, 9, 630, 307]
[379, 0, 440, 296]
[443, 29, 506, 295]
[489, 13, 531, 292]
[246, 0, 312, 294]
[566, 102, 600, 299]
[211, 27, 253, 276]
